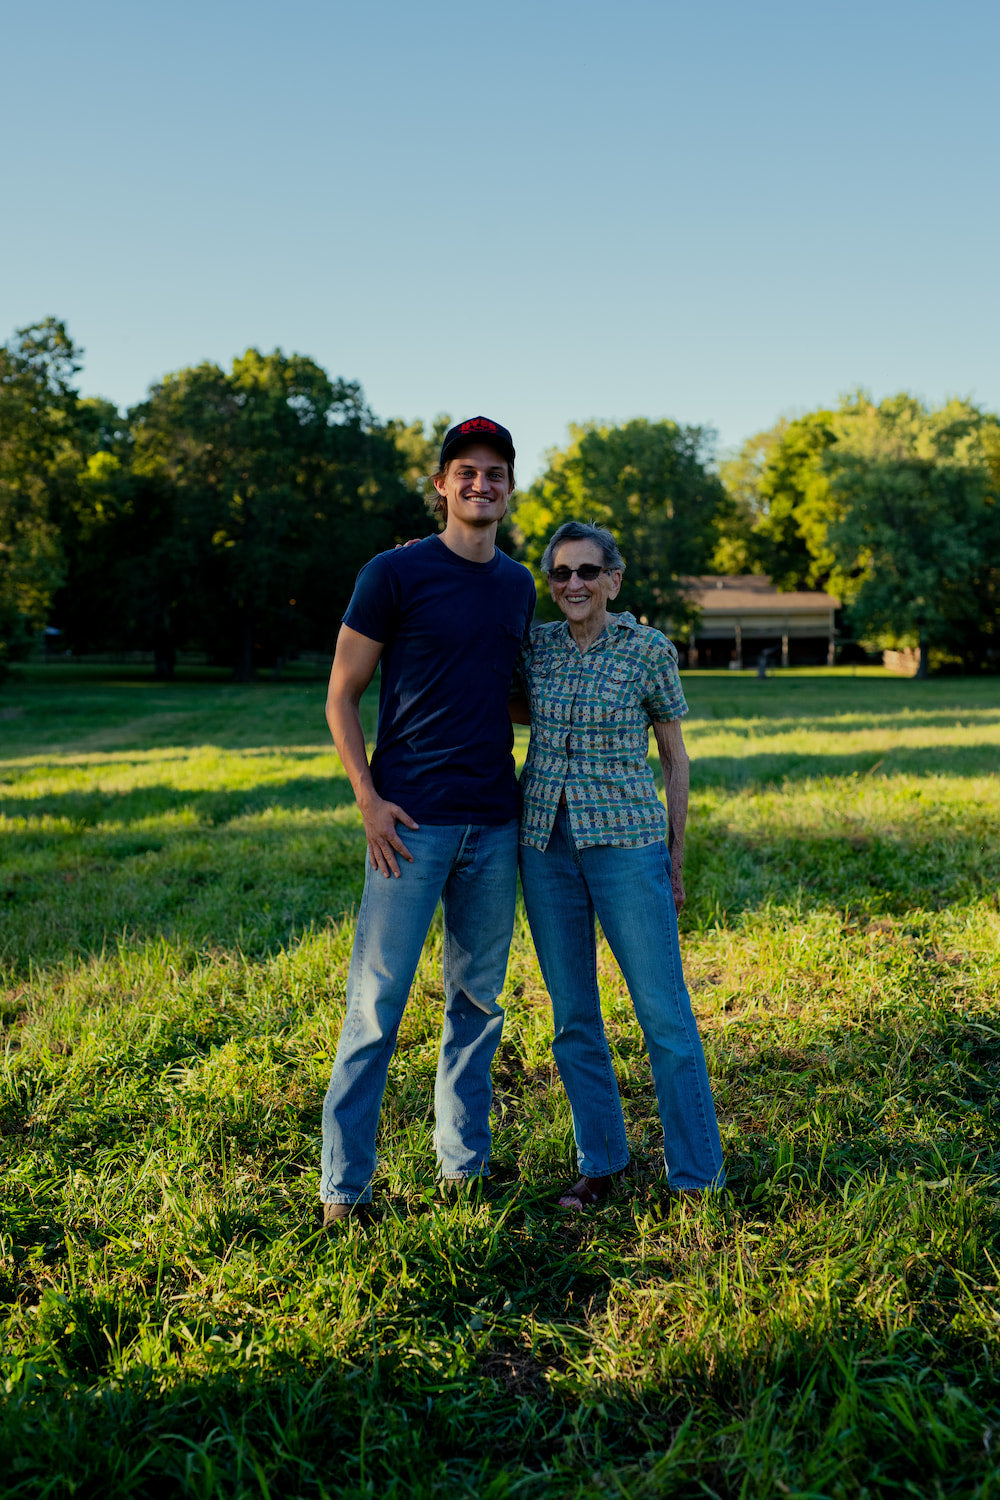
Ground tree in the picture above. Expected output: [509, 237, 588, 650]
[128, 349, 427, 679]
[824, 395, 1000, 675]
[0, 319, 85, 678]
[711, 420, 787, 575]
[384, 414, 452, 506]
[713, 412, 837, 589]
[512, 419, 730, 627]
[714, 393, 1000, 672]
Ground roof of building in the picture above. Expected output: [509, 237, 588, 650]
[679, 575, 840, 614]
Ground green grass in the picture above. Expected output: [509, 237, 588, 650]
[1, 663, 999, 1498]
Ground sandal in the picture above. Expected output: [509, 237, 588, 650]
[558, 1173, 620, 1211]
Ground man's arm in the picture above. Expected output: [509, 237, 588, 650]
[326, 623, 419, 879]
[652, 716, 690, 912]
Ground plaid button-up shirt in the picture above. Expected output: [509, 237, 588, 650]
[518, 611, 688, 852]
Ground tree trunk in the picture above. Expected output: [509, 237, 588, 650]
[232, 614, 254, 682]
[152, 620, 175, 681]
[916, 631, 929, 679]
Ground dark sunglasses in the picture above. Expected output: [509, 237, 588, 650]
[547, 564, 608, 583]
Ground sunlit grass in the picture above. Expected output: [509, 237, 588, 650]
[1, 664, 999, 1497]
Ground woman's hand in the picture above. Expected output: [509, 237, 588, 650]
[670, 863, 686, 912]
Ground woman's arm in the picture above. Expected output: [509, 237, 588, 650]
[652, 717, 690, 911]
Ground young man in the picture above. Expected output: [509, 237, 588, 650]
[320, 417, 537, 1222]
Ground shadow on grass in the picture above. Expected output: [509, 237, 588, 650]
[0, 672, 349, 758]
[681, 670, 1000, 719]
[686, 708, 1000, 734]
[1, 792, 997, 970]
[682, 741, 1000, 787]
[0, 800, 367, 976]
[4, 984, 1000, 1489]
[0, 772, 357, 830]
[3, 1242, 1000, 1497]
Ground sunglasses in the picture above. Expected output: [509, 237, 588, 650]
[547, 564, 609, 583]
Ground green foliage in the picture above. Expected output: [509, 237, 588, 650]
[1, 666, 1000, 1494]
[715, 395, 1000, 671]
[1, 319, 435, 684]
[512, 420, 730, 627]
[7, 316, 1000, 681]
[825, 396, 1000, 672]
[0, 319, 87, 677]
[126, 349, 428, 680]
[711, 419, 787, 575]
[714, 411, 838, 589]
[384, 413, 453, 511]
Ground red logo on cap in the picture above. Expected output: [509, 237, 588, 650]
[459, 418, 498, 434]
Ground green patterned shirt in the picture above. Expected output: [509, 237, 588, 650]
[519, 611, 688, 852]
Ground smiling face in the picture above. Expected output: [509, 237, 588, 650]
[548, 538, 622, 637]
[432, 443, 513, 530]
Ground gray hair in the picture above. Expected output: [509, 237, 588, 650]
[540, 520, 626, 575]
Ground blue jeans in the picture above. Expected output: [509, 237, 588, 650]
[519, 806, 725, 1190]
[321, 819, 518, 1205]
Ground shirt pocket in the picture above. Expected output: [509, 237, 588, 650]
[523, 649, 560, 687]
[596, 658, 637, 718]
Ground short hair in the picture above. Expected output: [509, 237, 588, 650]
[428, 443, 515, 519]
[540, 520, 626, 575]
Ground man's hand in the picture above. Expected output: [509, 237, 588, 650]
[359, 790, 419, 878]
[670, 864, 686, 912]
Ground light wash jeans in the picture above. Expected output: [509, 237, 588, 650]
[519, 806, 725, 1190]
[320, 819, 519, 1205]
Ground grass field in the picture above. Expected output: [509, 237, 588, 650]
[1, 663, 999, 1498]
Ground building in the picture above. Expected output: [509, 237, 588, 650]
[679, 575, 840, 668]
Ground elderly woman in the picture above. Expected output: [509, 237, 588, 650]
[518, 521, 724, 1209]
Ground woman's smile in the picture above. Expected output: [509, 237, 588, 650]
[548, 540, 622, 649]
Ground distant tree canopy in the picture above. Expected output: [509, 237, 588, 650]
[0, 324, 432, 681]
[714, 411, 836, 590]
[824, 396, 1000, 674]
[120, 349, 427, 679]
[715, 394, 1000, 672]
[0, 319, 109, 677]
[512, 419, 731, 627]
[4, 317, 1000, 681]
[384, 413, 452, 506]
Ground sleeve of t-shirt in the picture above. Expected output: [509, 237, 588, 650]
[342, 553, 401, 645]
[643, 631, 689, 722]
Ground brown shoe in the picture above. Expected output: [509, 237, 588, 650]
[322, 1200, 371, 1228]
[558, 1173, 621, 1211]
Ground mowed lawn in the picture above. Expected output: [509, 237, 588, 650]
[1, 663, 999, 1498]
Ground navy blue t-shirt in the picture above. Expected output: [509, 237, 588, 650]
[343, 535, 537, 824]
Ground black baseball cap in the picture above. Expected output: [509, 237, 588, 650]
[439, 416, 515, 468]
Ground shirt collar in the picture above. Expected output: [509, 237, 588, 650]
[557, 611, 639, 652]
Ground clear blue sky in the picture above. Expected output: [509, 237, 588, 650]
[3, 0, 997, 480]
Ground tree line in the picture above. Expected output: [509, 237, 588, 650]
[2, 317, 998, 681]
